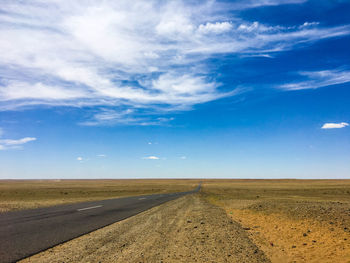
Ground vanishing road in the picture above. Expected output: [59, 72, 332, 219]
[0, 184, 201, 263]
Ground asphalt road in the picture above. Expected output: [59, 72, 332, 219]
[0, 184, 200, 263]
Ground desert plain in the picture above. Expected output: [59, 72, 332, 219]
[1, 179, 350, 263]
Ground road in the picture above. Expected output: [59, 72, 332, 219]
[0, 184, 200, 263]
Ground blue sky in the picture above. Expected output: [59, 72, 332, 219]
[0, 0, 349, 179]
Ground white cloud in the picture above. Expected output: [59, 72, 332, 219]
[142, 156, 160, 160]
[77, 157, 83, 161]
[97, 154, 106, 157]
[180, 156, 187, 159]
[0, 81, 88, 101]
[152, 73, 218, 97]
[279, 69, 350, 90]
[321, 122, 349, 129]
[198, 22, 232, 34]
[0, 1, 349, 124]
[0, 136, 36, 150]
[238, 21, 262, 32]
[156, 13, 194, 39]
[299, 22, 320, 28]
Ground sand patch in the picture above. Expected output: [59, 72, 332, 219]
[226, 208, 350, 263]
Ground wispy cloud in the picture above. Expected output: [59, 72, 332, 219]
[0, 1, 349, 124]
[224, 0, 307, 10]
[280, 69, 350, 90]
[0, 137, 36, 145]
[321, 122, 349, 129]
[97, 154, 106, 157]
[142, 156, 160, 160]
[80, 108, 175, 126]
[77, 157, 83, 161]
[0, 135, 36, 150]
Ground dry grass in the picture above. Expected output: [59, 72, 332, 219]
[0, 179, 200, 212]
[201, 179, 350, 263]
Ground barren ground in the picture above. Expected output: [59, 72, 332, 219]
[0, 179, 199, 212]
[203, 180, 350, 263]
[20, 194, 269, 263]
[5, 179, 350, 262]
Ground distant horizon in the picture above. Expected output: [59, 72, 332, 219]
[1, 177, 349, 180]
[1, 0, 349, 179]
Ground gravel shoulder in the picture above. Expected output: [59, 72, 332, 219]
[20, 194, 269, 263]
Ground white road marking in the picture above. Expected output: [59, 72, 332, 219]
[77, 205, 102, 211]
[138, 197, 146, 200]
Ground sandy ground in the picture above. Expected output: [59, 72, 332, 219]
[20, 194, 269, 263]
[202, 180, 350, 263]
[229, 209, 350, 263]
[218, 199, 350, 263]
[217, 200, 350, 263]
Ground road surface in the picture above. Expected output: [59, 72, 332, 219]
[0, 184, 200, 263]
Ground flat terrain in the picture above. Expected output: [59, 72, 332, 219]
[0, 189, 197, 263]
[2, 179, 350, 262]
[21, 194, 269, 263]
[202, 179, 350, 263]
[0, 179, 200, 212]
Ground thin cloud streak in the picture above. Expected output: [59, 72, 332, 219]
[142, 156, 160, 160]
[80, 108, 175, 126]
[0, 136, 36, 150]
[279, 69, 350, 90]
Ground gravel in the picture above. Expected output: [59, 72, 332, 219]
[21, 194, 269, 263]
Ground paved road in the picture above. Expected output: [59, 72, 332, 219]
[0, 184, 200, 263]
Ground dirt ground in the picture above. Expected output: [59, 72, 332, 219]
[20, 194, 269, 263]
[7, 179, 350, 262]
[228, 208, 350, 263]
[202, 180, 350, 263]
[0, 179, 199, 212]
